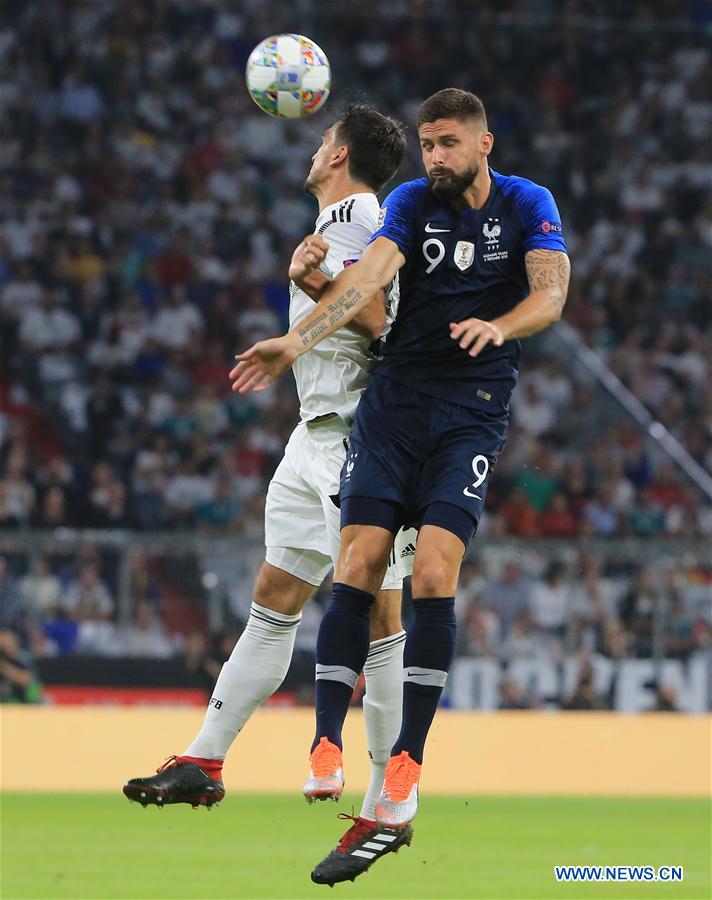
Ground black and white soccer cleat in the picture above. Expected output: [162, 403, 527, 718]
[311, 812, 413, 886]
[123, 756, 225, 809]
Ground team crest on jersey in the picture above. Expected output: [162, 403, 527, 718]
[482, 217, 509, 262]
[454, 240, 475, 271]
[377, 207, 387, 228]
[483, 218, 501, 246]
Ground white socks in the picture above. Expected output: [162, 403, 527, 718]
[359, 630, 406, 821]
[183, 602, 301, 760]
[183, 601, 405, 821]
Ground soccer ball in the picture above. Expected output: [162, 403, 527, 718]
[245, 34, 331, 119]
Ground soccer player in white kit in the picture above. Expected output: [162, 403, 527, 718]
[124, 105, 416, 883]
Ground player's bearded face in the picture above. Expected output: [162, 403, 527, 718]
[427, 163, 479, 201]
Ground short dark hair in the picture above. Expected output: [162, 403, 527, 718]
[334, 104, 407, 192]
[417, 88, 488, 130]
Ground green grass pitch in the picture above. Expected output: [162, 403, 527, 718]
[1, 794, 709, 899]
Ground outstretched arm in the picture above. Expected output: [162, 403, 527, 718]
[231, 236, 404, 393]
[449, 249, 571, 357]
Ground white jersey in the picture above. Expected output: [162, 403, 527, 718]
[289, 192, 395, 426]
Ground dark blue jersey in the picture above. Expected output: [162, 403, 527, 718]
[371, 168, 567, 412]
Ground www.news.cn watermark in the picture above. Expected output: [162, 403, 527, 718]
[555, 865, 683, 883]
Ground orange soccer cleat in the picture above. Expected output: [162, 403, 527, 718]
[375, 751, 422, 827]
[303, 737, 345, 803]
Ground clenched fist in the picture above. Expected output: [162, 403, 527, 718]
[288, 234, 330, 282]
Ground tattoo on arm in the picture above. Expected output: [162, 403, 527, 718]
[525, 250, 571, 314]
[297, 287, 364, 347]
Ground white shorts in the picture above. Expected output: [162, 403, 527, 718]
[265, 419, 416, 589]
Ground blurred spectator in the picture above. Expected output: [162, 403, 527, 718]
[538, 492, 579, 537]
[628, 487, 666, 537]
[0, 628, 42, 703]
[17, 291, 80, 354]
[0, 556, 23, 626]
[62, 562, 116, 654]
[497, 490, 538, 537]
[87, 463, 125, 527]
[0, 451, 35, 527]
[86, 378, 124, 461]
[182, 629, 237, 696]
[530, 561, 568, 637]
[563, 661, 609, 710]
[664, 597, 696, 659]
[64, 562, 114, 622]
[515, 447, 558, 513]
[512, 383, 556, 437]
[195, 475, 242, 532]
[151, 286, 203, 352]
[498, 680, 532, 710]
[116, 599, 177, 659]
[485, 562, 531, 638]
[20, 557, 63, 620]
[459, 594, 500, 658]
[500, 611, 548, 660]
[35, 486, 74, 528]
[620, 567, 659, 658]
[567, 554, 620, 652]
[650, 684, 679, 713]
[582, 483, 621, 536]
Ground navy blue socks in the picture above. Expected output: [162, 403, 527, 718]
[391, 597, 456, 764]
[312, 582, 374, 751]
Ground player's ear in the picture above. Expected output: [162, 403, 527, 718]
[330, 143, 349, 168]
[481, 131, 494, 157]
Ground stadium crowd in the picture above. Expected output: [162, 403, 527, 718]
[0, 1, 710, 683]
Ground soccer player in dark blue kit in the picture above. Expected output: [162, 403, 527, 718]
[232, 89, 571, 835]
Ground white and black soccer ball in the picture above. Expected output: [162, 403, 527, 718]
[245, 33, 331, 119]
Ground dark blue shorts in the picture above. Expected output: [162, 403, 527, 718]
[340, 375, 509, 547]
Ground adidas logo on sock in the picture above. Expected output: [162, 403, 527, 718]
[400, 543, 416, 558]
